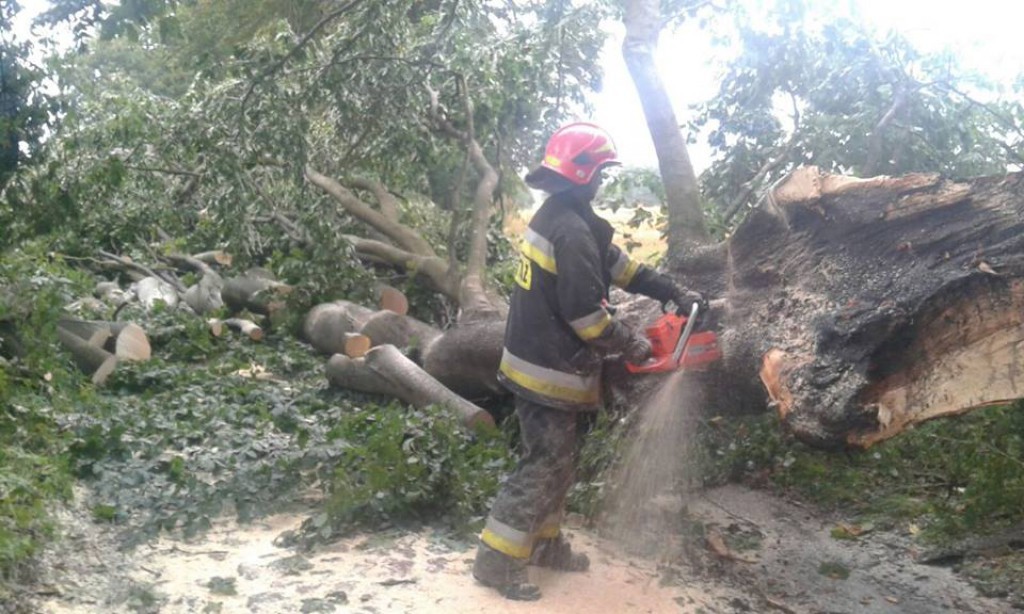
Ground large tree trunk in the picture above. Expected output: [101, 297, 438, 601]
[622, 0, 709, 262]
[719, 167, 1024, 448]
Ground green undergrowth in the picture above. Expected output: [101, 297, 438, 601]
[0, 246, 519, 594]
[698, 403, 1024, 541]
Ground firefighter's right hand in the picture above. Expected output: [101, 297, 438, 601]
[623, 334, 653, 364]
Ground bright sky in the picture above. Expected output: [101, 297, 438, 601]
[594, 0, 1024, 171]
[13, 0, 1024, 173]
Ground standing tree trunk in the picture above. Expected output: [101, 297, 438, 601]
[622, 0, 709, 262]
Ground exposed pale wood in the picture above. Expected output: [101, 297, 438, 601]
[376, 284, 409, 315]
[207, 318, 225, 337]
[343, 333, 371, 358]
[721, 167, 1024, 447]
[224, 318, 263, 341]
[302, 301, 376, 354]
[57, 318, 112, 348]
[192, 250, 233, 267]
[57, 327, 118, 385]
[105, 322, 151, 362]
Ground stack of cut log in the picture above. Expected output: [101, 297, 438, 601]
[306, 285, 506, 430]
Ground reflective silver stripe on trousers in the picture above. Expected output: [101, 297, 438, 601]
[485, 516, 532, 548]
[500, 349, 599, 393]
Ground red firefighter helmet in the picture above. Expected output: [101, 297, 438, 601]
[539, 122, 621, 185]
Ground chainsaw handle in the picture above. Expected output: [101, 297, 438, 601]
[661, 299, 701, 317]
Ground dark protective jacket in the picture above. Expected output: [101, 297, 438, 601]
[497, 191, 679, 410]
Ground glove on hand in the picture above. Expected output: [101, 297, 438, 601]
[673, 288, 708, 315]
[623, 334, 653, 364]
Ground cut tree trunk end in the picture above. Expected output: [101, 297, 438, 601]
[325, 346, 495, 431]
[302, 301, 376, 355]
[723, 167, 1024, 448]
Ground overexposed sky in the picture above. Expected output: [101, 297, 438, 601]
[12, 0, 1024, 174]
[594, 0, 1024, 171]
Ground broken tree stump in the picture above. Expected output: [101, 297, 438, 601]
[719, 167, 1024, 448]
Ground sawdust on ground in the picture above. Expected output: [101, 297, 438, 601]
[37, 508, 728, 614]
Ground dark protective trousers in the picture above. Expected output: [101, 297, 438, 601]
[479, 396, 581, 559]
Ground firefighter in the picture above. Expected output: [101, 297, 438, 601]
[472, 122, 706, 600]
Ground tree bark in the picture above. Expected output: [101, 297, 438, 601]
[718, 167, 1024, 448]
[221, 273, 292, 316]
[326, 346, 495, 430]
[224, 318, 264, 341]
[622, 0, 709, 262]
[57, 327, 118, 385]
[302, 300, 376, 354]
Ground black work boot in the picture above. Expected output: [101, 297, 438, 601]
[530, 534, 590, 572]
[473, 541, 542, 601]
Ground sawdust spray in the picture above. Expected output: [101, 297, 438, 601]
[602, 370, 700, 556]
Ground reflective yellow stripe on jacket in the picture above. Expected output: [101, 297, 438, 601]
[521, 228, 557, 274]
[569, 308, 611, 341]
[498, 349, 600, 405]
[610, 249, 640, 287]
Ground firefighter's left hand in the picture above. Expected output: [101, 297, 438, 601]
[673, 288, 708, 316]
[623, 334, 653, 364]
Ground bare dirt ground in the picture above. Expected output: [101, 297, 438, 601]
[25, 484, 1013, 614]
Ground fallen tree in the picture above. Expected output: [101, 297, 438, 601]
[717, 167, 1024, 448]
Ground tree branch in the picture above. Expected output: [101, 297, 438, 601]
[348, 176, 401, 222]
[342, 235, 457, 299]
[304, 166, 437, 257]
[427, 82, 500, 317]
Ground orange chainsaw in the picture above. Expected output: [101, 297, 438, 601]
[626, 302, 721, 374]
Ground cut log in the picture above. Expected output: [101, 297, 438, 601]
[326, 346, 495, 430]
[420, 318, 506, 399]
[57, 327, 118, 385]
[207, 318, 225, 337]
[360, 310, 441, 351]
[718, 167, 1024, 447]
[302, 301, 376, 354]
[134, 276, 180, 310]
[57, 319, 112, 347]
[221, 274, 292, 316]
[224, 318, 263, 341]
